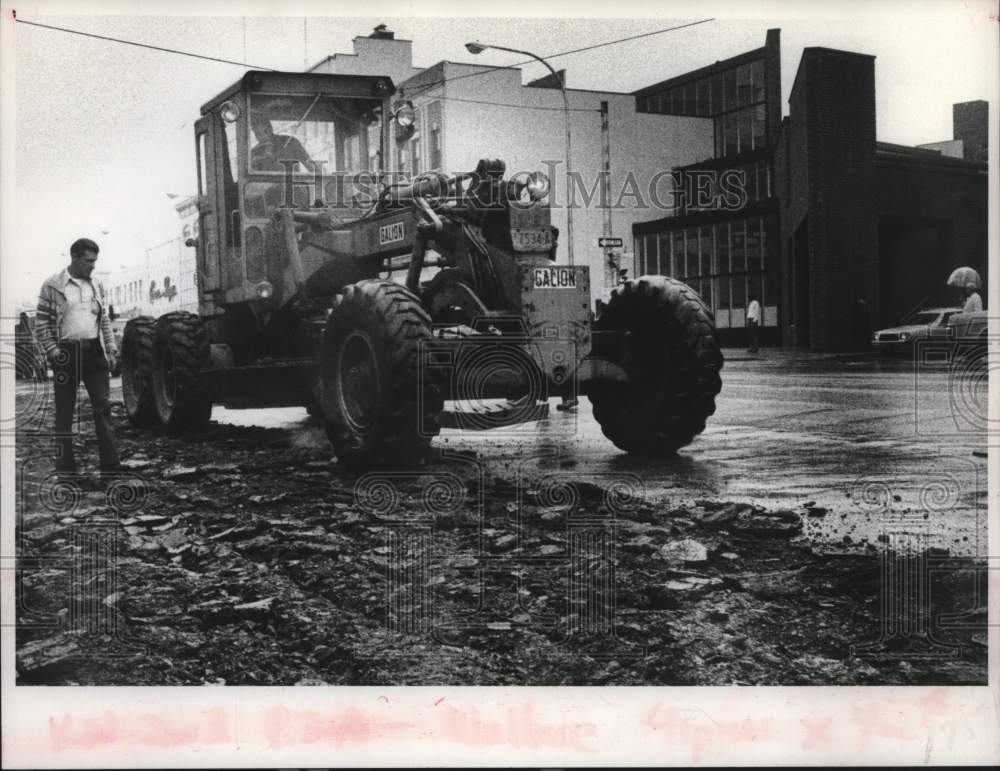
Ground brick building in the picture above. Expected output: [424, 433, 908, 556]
[632, 30, 988, 350]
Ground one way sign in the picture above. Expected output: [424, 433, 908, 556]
[598, 237, 623, 248]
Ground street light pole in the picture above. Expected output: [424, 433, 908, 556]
[465, 41, 574, 266]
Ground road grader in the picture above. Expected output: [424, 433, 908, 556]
[121, 70, 723, 468]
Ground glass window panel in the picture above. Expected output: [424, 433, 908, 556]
[764, 269, 778, 307]
[647, 234, 659, 274]
[672, 231, 685, 277]
[701, 277, 714, 310]
[685, 227, 699, 277]
[724, 68, 736, 112]
[738, 107, 753, 154]
[724, 113, 738, 156]
[669, 87, 679, 114]
[730, 219, 746, 272]
[743, 163, 759, 201]
[636, 233, 646, 273]
[751, 59, 766, 103]
[736, 63, 752, 107]
[718, 272, 730, 311]
[716, 223, 730, 275]
[711, 72, 724, 114]
[732, 273, 746, 308]
[748, 272, 762, 307]
[658, 233, 672, 275]
[746, 218, 762, 273]
[684, 82, 695, 115]
[700, 226, 714, 275]
[696, 79, 707, 116]
[763, 216, 778, 271]
[753, 103, 767, 149]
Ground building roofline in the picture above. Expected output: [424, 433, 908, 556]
[353, 35, 413, 44]
[790, 46, 877, 100]
[633, 45, 766, 97]
[801, 45, 875, 59]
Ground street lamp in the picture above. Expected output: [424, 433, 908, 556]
[465, 41, 575, 266]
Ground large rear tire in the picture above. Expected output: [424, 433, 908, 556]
[151, 311, 212, 433]
[320, 280, 442, 468]
[121, 316, 157, 426]
[588, 276, 723, 455]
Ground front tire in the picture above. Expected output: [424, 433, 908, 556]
[151, 312, 212, 433]
[320, 280, 442, 468]
[588, 276, 723, 454]
[121, 316, 157, 426]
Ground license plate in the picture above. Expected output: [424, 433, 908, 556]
[532, 267, 577, 289]
[511, 228, 553, 252]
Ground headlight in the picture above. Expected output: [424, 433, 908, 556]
[220, 100, 241, 123]
[526, 171, 550, 201]
[898, 332, 910, 341]
[255, 281, 273, 299]
[393, 101, 415, 129]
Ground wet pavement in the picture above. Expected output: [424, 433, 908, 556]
[211, 350, 989, 555]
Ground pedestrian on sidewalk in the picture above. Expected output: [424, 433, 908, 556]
[35, 238, 120, 475]
[746, 294, 761, 354]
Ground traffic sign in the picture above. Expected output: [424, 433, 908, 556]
[598, 237, 623, 248]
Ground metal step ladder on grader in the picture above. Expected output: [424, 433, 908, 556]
[121, 70, 723, 468]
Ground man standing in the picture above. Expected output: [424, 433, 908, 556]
[746, 294, 762, 354]
[36, 238, 120, 474]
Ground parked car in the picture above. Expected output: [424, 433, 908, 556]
[872, 307, 963, 350]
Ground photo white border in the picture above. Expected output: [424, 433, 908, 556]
[2, 0, 997, 766]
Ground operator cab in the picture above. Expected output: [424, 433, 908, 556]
[193, 71, 395, 309]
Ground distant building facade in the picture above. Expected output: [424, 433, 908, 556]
[631, 30, 988, 350]
[104, 197, 199, 320]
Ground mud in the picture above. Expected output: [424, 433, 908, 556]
[15, 396, 987, 685]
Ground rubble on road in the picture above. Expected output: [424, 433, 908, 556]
[13, 401, 988, 686]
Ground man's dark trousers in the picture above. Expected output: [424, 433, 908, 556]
[748, 320, 760, 353]
[52, 339, 118, 471]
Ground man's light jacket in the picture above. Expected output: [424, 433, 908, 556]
[36, 270, 116, 363]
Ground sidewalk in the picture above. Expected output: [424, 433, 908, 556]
[720, 347, 879, 363]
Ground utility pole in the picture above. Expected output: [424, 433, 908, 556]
[600, 100, 614, 288]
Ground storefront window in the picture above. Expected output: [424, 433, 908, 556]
[672, 231, 685, 277]
[700, 226, 714, 276]
[731, 220, 746, 273]
[746, 218, 762, 273]
[716, 223, 730, 275]
[658, 233, 672, 275]
[685, 227, 699, 279]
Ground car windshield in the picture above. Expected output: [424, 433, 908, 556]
[248, 93, 382, 174]
[908, 311, 943, 325]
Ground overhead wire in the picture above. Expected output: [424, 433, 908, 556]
[402, 18, 715, 100]
[14, 17, 277, 70]
[15, 15, 714, 107]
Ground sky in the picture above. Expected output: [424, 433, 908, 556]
[1, 0, 997, 307]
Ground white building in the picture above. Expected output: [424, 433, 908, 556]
[104, 197, 199, 320]
[310, 27, 713, 302]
